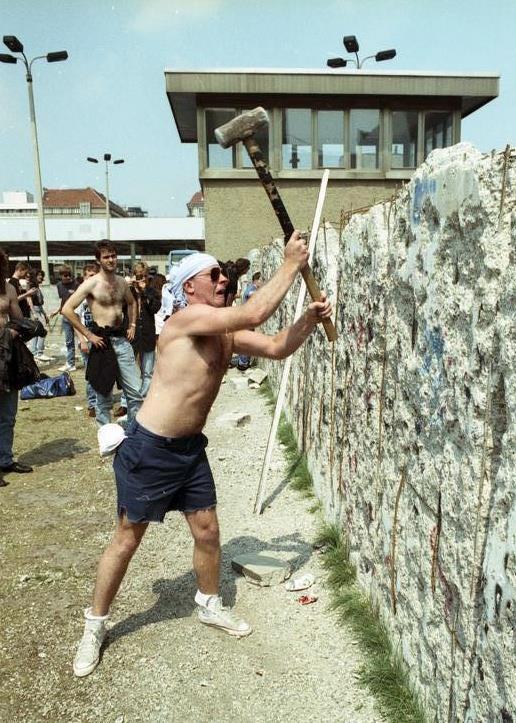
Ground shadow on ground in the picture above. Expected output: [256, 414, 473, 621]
[19, 438, 90, 467]
[105, 532, 313, 648]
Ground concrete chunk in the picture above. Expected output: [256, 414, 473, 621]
[246, 368, 268, 385]
[215, 412, 251, 428]
[232, 552, 291, 586]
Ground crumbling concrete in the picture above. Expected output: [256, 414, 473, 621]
[259, 144, 515, 721]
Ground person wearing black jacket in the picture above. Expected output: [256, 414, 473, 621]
[115, 262, 160, 417]
[0, 248, 33, 481]
[131, 262, 161, 396]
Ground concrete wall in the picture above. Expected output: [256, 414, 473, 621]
[204, 178, 399, 261]
[258, 144, 515, 722]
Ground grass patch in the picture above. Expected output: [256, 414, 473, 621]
[260, 379, 426, 722]
[316, 523, 427, 723]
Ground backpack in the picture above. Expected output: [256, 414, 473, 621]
[20, 372, 76, 400]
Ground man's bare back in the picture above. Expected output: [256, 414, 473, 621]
[0, 283, 22, 329]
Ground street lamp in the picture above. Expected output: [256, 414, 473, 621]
[327, 35, 396, 70]
[87, 154, 125, 240]
[1, 35, 68, 284]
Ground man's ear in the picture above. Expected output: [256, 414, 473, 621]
[183, 279, 195, 297]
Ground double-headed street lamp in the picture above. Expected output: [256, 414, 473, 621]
[86, 154, 125, 240]
[327, 35, 396, 69]
[1, 35, 68, 283]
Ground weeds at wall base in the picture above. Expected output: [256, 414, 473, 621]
[259, 382, 427, 723]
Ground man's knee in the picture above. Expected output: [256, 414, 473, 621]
[112, 519, 146, 557]
[191, 514, 220, 548]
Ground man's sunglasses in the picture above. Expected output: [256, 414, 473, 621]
[197, 267, 222, 283]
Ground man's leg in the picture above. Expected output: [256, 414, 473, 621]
[91, 513, 148, 616]
[73, 514, 148, 677]
[62, 318, 76, 367]
[184, 508, 221, 594]
[0, 389, 18, 468]
[112, 337, 142, 423]
[185, 508, 251, 637]
[95, 389, 113, 426]
[139, 350, 156, 398]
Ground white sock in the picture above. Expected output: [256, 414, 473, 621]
[195, 590, 220, 608]
[84, 607, 109, 622]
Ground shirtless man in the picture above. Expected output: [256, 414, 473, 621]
[0, 248, 33, 484]
[61, 240, 143, 425]
[72, 231, 332, 677]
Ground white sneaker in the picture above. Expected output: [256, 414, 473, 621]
[37, 354, 54, 362]
[198, 599, 252, 637]
[73, 608, 108, 677]
[58, 364, 77, 372]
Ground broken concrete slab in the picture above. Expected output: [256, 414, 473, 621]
[230, 376, 249, 390]
[215, 412, 251, 428]
[246, 368, 268, 385]
[232, 552, 291, 586]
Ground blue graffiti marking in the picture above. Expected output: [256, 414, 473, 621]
[412, 178, 437, 225]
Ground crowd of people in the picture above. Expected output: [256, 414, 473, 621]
[0, 243, 264, 483]
[0, 236, 332, 680]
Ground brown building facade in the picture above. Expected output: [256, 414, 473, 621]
[165, 68, 499, 259]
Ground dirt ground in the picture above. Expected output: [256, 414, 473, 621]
[0, 359, 384, 723]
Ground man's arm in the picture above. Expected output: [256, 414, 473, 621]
[7, 283, 24, 321]
[61, 278, 105, 348]
[233, 295, 332, 360]
[170, 231, 308, 338]
[124, 283, 137, 341]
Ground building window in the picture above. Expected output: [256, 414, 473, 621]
[424, 112, 453, 158]
[241, 109, 269, 168]
[282, 109, 312, 169]
[206, 109, 236, 168]
[391, 111, 418, 168]
[79, 202, 91, 216]
[317, 111, 345, 168]
[350, 109, 380, 169]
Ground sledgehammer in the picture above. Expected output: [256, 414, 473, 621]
[215, 107, 337, 342]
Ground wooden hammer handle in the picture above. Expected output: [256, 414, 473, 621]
[243, 136, 337, 342]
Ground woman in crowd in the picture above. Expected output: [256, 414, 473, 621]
[27, 269, 52, 362]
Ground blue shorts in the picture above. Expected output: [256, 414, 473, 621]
[113, 420, 216, 523]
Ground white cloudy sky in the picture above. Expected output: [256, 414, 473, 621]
[0, 0, 515, 216]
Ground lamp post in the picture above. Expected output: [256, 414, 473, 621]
[1, 35, 68, 284]
[87, 154, 125, 240]
[327, 35, 396, 69]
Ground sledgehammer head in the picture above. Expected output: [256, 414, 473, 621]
[215, 107, 269, 149]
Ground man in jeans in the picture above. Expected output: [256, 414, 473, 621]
[0, 248, 33, 483]
[50, 265, 79, 372]
[61, 240, 142, 426]
[76, 262, 100, 417]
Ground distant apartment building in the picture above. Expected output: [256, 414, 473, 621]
[0, 188, 137, 219]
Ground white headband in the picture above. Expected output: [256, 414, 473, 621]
[169, 252, 219, 310]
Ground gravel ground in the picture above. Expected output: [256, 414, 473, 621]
[0, 359, 384, 723]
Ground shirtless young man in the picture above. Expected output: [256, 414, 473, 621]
[0, 248, 33, 483]
[61, 241, 143, 425]
[72, 231, 332, 677]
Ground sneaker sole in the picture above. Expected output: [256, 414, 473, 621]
[73, 657, 100, 677]
[199, 619, 252, 638]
